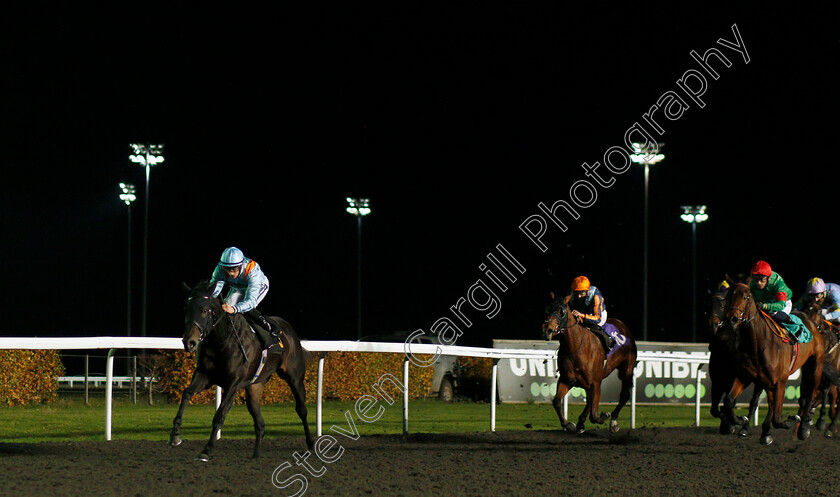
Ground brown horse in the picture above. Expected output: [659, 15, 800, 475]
[721, 283, 824, 445]
[542, 295, 637, 433]
[800, 300, 840, 435]
[169, 281, 315, 461]
[707, 277, 760, 436]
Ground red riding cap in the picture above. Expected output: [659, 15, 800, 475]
[751, 260, 772, 277]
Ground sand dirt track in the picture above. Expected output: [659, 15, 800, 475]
[2, 426, 839, 496]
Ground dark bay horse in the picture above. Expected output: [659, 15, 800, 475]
[707, 278, 760, 436]
[800, 300, 840, 435]
[542, 295, 637, 433]
[169, 281, 315, 461]
[721, 283, 824, 445]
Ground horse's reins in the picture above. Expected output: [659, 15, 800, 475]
[730, 291, 800, 374]
[191, 296, 249, 363]
[546, 309, 586, 357]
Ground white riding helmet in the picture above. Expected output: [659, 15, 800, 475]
[219, 247, 245, 268]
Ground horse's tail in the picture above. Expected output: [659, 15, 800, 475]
[300, 344, 315, 365]
[822, 359, 840, 388]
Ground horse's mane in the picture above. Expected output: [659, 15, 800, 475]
[186, 280, 224, 313]
[545, 296, 565, 315]
[187, 280, 218, 298]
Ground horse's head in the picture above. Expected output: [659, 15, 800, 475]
[708, 291, 727, 336]
[801, 298, 829, 332]
[542, 294, 570, 340]
[725, 283, 754, 330]
[182, 281, 223, 352]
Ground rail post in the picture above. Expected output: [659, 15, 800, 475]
[317, 355, 325, 437]
[105, 349, 116, 441]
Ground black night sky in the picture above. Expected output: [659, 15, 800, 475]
[1, 2, 837, 349]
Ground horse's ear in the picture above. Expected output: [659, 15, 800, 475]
[182, 281, 192, 294]
[724, 273, 733, 285]
[549, 291, 555, 300]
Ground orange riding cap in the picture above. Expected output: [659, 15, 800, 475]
[571, 276, 591, 292]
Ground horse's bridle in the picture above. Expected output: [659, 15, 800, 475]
[727, 289, 757, 328]
[189, 295, 226, 343]
[544, 303, 588, 356]
[544, 307, 568, 340]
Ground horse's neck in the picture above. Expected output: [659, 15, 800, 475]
[558, 321, 586, 348]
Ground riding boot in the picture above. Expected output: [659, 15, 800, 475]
[772, 312, 798, 343]
[247, 309, 284, 353]
[590, 325, 614, 354]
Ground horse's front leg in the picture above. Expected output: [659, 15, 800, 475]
[169, 370, 211, 447]
[721, 377, 749, 432]
[588, 379, 611, 426]
[736, 385, 761, 438]
[708, 352, 730, 420]
[197, 380, 243, 462]
[763, 383, 799, 445]
[575, 381, 602, 434]
[815, 388, 829, 432]
[551, 382, 576, 433]
[827, 386, 840, 436]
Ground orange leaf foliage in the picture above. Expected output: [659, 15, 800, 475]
[0, 350, 65, 406]
[153, 350, 437, 405]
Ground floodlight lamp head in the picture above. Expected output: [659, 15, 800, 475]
[630, 142, 665, 165]
[119, 182, 136, 205]
[346, 197, 371, 216]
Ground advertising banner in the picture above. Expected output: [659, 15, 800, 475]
[493, 339, 802, 405]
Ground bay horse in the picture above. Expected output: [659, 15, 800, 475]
[542, 295, 637, 433]
[721, 283, 824, 445]
[169, 281, 315, 461]
[707, 277, 760, 436]
[800, 300, 840, 435]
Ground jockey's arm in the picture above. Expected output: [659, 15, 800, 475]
[579, 294, 605, 325]
[825, 304, 840, 322]
[232, 266, 266, 314]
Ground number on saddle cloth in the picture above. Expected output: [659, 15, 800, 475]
[602, 323, 627, 357]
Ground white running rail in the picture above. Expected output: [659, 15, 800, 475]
[1, 337, 710, 440]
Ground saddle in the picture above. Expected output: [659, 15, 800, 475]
[758, 309, 812, 344]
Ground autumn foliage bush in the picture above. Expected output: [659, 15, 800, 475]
[153, 350, 439, 405]
[0, 350, 65, 406]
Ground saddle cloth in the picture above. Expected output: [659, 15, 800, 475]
[603, 323, 628, 358]
[760, 310, 813, 344]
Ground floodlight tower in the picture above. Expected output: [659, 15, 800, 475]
[630, 142, 665, 341]
[346, 197, 371, 340]
[129, 144, 165, 338]
[681, 205, 708, 343]
[119, 183, 136, 338]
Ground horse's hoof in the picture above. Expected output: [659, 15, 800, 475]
[195, 453, 210, 462]
[737, 415, 749, 426]
[760, 435, 773, 446]
[798, 426, 811, 441]
[169, 435, 182, 447]
[576, 427, 586, 435]
[609, 420, 620, 433]
[738, 428, 749, 438]
[562, 423, 576, 433]
[825, 430, 833, 438]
